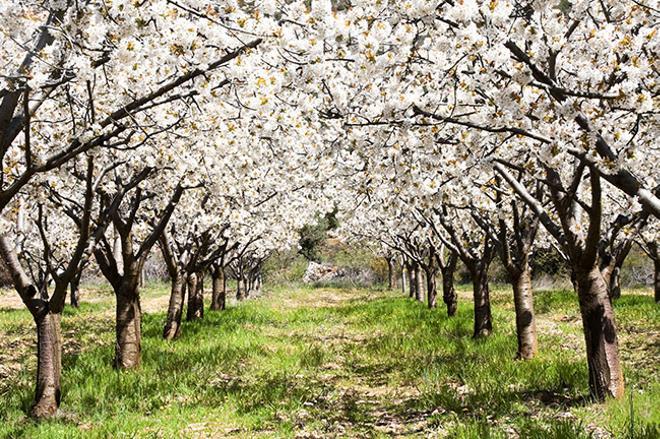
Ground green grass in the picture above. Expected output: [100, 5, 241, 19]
[0, 283, 658, 438]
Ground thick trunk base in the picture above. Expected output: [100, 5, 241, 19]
[31, 312, 62, 418]
[414, 267, 423, 302]
[426, 270, 437, 309]
[442, 268, 457, 317]
[576, 267, 624, 400]
[511, 269, 537, 360]
[163, 274, 185, 340]
[407, 266, 415, 298]
[210, 270, 226, 311]
[186, 273, 204, 321]
[472, 269, 492, 338]
[236, 277, 247, 301]
[69, 280, 80, 308]
[387, 258, 395, 289]
[115, 289, 141, 369]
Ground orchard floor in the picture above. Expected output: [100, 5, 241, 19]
[0, 283, 658, 438]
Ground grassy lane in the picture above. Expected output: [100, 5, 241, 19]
[0, 284, 658, 438]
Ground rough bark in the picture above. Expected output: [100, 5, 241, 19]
[236, 275, 246, 301]
[69, 277, 80, 308]
[425, 268, 437, 309]
[31, 312, 62, 418]
[414, 264, 423, 302]
[386, 257, 395, 289]
[608, 263, 622, 301]
[511, 267, 537, 359]
[252, 273, 260, 295]
[400, 263, 407, 295]
[407, 263, 415, 298]
[497, 162, 624, 399]
[163, 272, 186, 340]
[441, 254, 458, 317]
[470, 266, 492, 338]
[222, 269, 228, 303]
[186, 272, 203, 321]
[575, 266, 624, 400]
[210, 268, 226, 310]
[242, 274, 250, 298]
[424, 246, 438, 309]
[115, 283, 142, 369]
[655, 258, 660, 304]
[1, 235, 69, 418]
[570, 269, 578, 293]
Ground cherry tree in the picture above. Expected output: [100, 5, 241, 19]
[0, 0, 269, 415]
[0, 153, 147, 416]
[271, 0, 658, 399]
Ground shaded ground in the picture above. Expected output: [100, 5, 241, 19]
[0, 283, 658, 438]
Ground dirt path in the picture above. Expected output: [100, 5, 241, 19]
[2, 284, 656, 438]
[261, 287, 434, 438]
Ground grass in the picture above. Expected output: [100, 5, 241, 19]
[0, 283, 658, 438]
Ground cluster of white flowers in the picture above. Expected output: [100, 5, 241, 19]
[0, 0, 657, 287]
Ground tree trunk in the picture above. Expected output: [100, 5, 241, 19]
[69, 277, 80, 308]
[244, 274, 251, 297]
[163, 272, 186, 340]
[115, 284, 141, 369]
[570, 269, 578, 293]
[441, 259, 458, 317]
[253, 273, 261, 294]
[407, 264, 415, 298]
[386, 258, 395, 289]
[186, 272, 203, 321]
[414, 265, 423, 302]
[223, 270, 228, 303]
[197, 272, 205, 315]
[31, 312, 62, 418]
[511, 267, 537, 359]
[471, 266, 492, 338]
[608, 263, 622, 301]
[575, 266, 624, 400]
[236, 275, 245, 301]
[426, 268, 437, 309]
[655, 258, 659, 303]
[211, 268, 226, 311]
[400, 264, 407, 295]
[243, 274, 250, 298]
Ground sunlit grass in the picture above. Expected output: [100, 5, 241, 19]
[0, 283, 657, 437]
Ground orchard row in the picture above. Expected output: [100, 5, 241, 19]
[0, 0, 657, 419]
